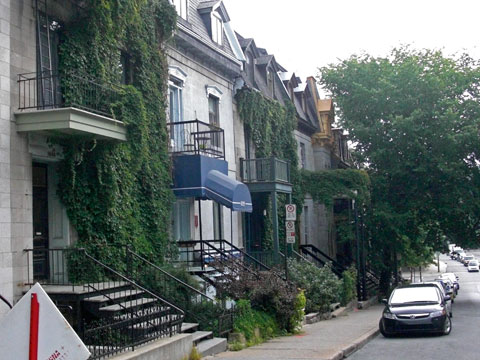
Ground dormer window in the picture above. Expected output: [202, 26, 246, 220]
[211, 13, 223, 45]
[172, 0, 187, 20]
[267, 69, 274, 93]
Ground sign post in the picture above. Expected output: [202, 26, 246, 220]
[284, 204, 296, 281]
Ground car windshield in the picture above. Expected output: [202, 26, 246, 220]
[390, 287, 439, 305]
[465, 256, 474, 260]
[469, 261, 478, 265]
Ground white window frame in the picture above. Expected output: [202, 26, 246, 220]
[172, 0, 188, 20]
[211, 13, 223, 45]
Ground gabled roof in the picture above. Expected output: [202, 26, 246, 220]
[171, 0, 243, 77]
[198, 0, 230, 22]
[255, 55, 274, 67]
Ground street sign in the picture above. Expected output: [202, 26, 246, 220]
[286, 204, 296, 221]
[286, 232, 296, 244]
[286, 220, 295, 243]
[0, 283, 90, 360]
[286, 220, 295, 231]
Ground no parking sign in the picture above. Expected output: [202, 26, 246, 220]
[286, 204, 296, 220]
[286, 220, 296, 244]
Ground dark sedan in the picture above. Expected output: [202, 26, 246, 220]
[379, 284, 451, 337]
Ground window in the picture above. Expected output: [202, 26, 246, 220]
[208, 95, 221, 149]
[303, 206, 309, 244]
[300, 142, 306, 169]
[173, 199, 192, 241]
[120, 51, 133, 85]
[172, 0, 187, 20]
[213, 202, 223, 240]
[208, 95, 219, 126]
[211, 13, 223, 45]
[267, 69, 274, 93]
[169, 77, 184, 151]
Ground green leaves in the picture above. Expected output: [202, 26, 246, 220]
[55, 0, 176, 266]
[320, 46, 480, 270]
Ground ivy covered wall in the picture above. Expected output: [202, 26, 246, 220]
[54, 0, 177, 265]
[236, 87, 371, 249]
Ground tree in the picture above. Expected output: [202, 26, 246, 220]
[319, 47, 480, 288]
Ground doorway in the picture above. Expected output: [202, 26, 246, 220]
[32, 163, 49, 280]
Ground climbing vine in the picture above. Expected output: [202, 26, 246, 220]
[54, 0, 177, 267]
[236, 88, 302, 246]
[236, 88, 371, 247]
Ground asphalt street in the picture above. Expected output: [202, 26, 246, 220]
[350, 253, 480, 360]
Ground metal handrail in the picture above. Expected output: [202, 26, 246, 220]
[127, 248, 217, 303]
[24, 248, 184, 359]
[167, 119, 225, 159]
[299, 244, 345, 276]
[126, 248, 235, 336]
[177, 240, 259, 276]
[240, 157, 291, 183]
[17, 70, 123, 119]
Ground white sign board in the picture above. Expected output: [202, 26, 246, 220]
[286, 204, 296, 221]
[286, 220, 296, 243]
[0, 283, 90, 360]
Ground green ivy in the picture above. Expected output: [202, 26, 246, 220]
[54, 0, 177, 266]
[299, 169, 371, 207]
[235, 88, 370, 247]
[235, 88, 303, 245]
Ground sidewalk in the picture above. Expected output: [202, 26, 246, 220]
[206, 304, 383, 360]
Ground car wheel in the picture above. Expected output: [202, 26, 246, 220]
[379, 320, 393, 338]
[442, 316, 452, 336]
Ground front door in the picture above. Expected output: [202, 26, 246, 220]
[32, 163, 49, 280]
[32, 162, 71, 282]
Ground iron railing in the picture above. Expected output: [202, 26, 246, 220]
[240, 157, 291, 183]
[299, 244, 346, 276]
[167, 119, 225, 159]
[125, 248, 235, 336]
[18, 71, 123, 119]
[177, 239, 270, 274]
[24, 248, 184, 359]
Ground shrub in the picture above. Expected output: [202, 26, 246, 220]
[340, 266, 357, 306]
[212, 260, 300, 333]
[233, 299, 279, 346]
[288, 259, 342, 313]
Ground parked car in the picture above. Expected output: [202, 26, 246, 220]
[456, 250, 466, 261]
[379, 284, 452, 337]
[427, 280, 453, 314]
[468, 260, 479, 272]
[439, 273, 459, 294]
[463, 255, 475, 266]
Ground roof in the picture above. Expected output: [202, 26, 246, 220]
[172, 0, 244, 73]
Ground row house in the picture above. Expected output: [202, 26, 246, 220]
[167, 0, 252, 258]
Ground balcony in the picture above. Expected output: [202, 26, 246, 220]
[15, 71, 127, 141]
[240, 157, 292, 193]
[167, 119, 225, 159]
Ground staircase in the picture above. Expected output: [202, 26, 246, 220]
[300, 244, 380, 301]
[24, 248, 184, 360]
[300, 244, 346, 276]
[125, 247, 235, 339]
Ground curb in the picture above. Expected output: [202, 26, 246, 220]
[326, 327, 380, 360]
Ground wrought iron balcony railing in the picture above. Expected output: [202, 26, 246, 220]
[18, 71, 123, 119]
[240, 157, 291, 184]
[167, 119, 225, 159]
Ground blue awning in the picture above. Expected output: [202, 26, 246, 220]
[205, 170, 252, 212]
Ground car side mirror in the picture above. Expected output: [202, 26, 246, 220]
[444, 295, 451, 301]
[381, 298, 388, 305]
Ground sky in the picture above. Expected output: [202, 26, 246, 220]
[222, 0, 480, 90]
